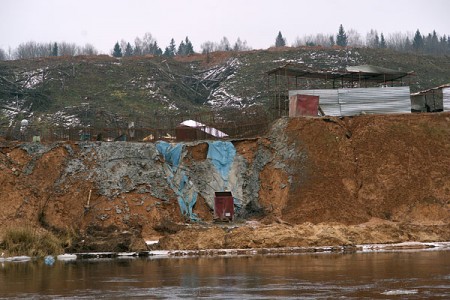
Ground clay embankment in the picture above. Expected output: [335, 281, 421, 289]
[0, 113, 449, 252]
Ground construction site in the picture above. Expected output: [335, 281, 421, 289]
[1, 112, 449, 252]
[0, 50, 449, 253]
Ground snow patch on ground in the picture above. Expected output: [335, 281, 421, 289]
[359, 241, 450, 252]
[207, 87, 243, 107]
[21, 69, 44, 89]
[44, 110, 81, 128]
[381, 289, 418, 296]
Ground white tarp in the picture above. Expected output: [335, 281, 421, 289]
[180, 120, 228, 138]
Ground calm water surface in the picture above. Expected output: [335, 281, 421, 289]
[1, 251, 449, 299]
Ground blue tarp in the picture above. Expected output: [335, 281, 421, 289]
[207, 141, 236, 185]
[207, 141, 240, 207]
[177, 173, 198, 218]
[156, 141, 199, 221]
[156, 141, 183, 173]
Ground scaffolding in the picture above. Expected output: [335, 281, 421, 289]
[267, 64, 414, 116]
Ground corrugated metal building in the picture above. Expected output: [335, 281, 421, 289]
[268, 64, 414, 116]
[289, 86, 411, 116]
[410, 84, 450, 112]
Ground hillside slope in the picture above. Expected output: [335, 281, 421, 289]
[1, 48, 449, 132]
[0, 112, 448, 251]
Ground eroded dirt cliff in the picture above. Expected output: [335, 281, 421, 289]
[1, 112, 449, 251]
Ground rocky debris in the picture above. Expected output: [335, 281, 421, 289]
[67, 224, 146, 253]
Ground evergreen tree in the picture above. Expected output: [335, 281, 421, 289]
[178, 37, 194, 55]
[380, 33, 387, 48]
[163, 47, 171, 57]
[177, 40, 186, 55]
[440, 35, 448, 54]
[374, 33, 380, 48]
[336, 24, 348, 47]
[275, 31, 286, 47]
[112, 42, 122, 57]
[149, 41, 162, 55]
[124, 42, 133, 56]
[412, 29, 424, 51]
[184, 37, 194, 55]
[166, 38, 177, 56]
[430, 30, 439, 54]
[329, 36, 335, 46]
[51, 42, 58, 56]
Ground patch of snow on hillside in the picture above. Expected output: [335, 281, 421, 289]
[203, 58, 252, 108]
[143, 76, 156, 88]
[1, 98, 31, 126]
[45, 111, 81, 128]
[21, 69, 45, 89]
[207, 87, 244, 108]
[168, 103, 178, 110]
[159, 96, 178, 110]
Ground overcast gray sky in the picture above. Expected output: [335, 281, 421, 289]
[1, 0, 449, 54]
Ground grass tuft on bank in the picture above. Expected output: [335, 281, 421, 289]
[0, 226, 63, 257]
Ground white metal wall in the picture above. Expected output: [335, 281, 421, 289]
[289, 86, 411, 116]
[443, 87, 450, 112]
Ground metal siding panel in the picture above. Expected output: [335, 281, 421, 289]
[411, 94, 426, 111]
[290, 89, 340, 116]
[289, 94, 319, 117]
[339, 87, 411, 116]
[443, 88, 450, 112]
[289, 87, 410, 116]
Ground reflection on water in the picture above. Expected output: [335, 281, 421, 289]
[0, 251, 449, 299]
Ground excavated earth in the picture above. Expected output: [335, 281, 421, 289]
[0, 112, 449, 253]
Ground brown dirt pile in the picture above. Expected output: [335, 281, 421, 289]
[279, 113, 450, 226]
[159, 219, 450, 250]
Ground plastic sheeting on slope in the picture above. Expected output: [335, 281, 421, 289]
[207, 141, 236, 187]
[155, 142, 183, 173]
[207, 141, 239, 206]
[156, 141, 199, 221]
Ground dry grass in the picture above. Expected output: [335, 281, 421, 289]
[0, 226, 63, 257]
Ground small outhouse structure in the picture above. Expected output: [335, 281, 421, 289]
[214, 191, 234, 222]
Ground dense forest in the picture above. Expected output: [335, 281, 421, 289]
[1, 25, 449, 60]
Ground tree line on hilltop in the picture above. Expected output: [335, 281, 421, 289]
[277, 25, 450, 56]
[1, 25, 449, 60]
[111, 33, 251, 58]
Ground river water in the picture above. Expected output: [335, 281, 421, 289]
[1, 250, 449, 299]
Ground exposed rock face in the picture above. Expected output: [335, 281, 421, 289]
[1, 113, 449, 251]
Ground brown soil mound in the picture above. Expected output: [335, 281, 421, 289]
[280, 113, 450, 226]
